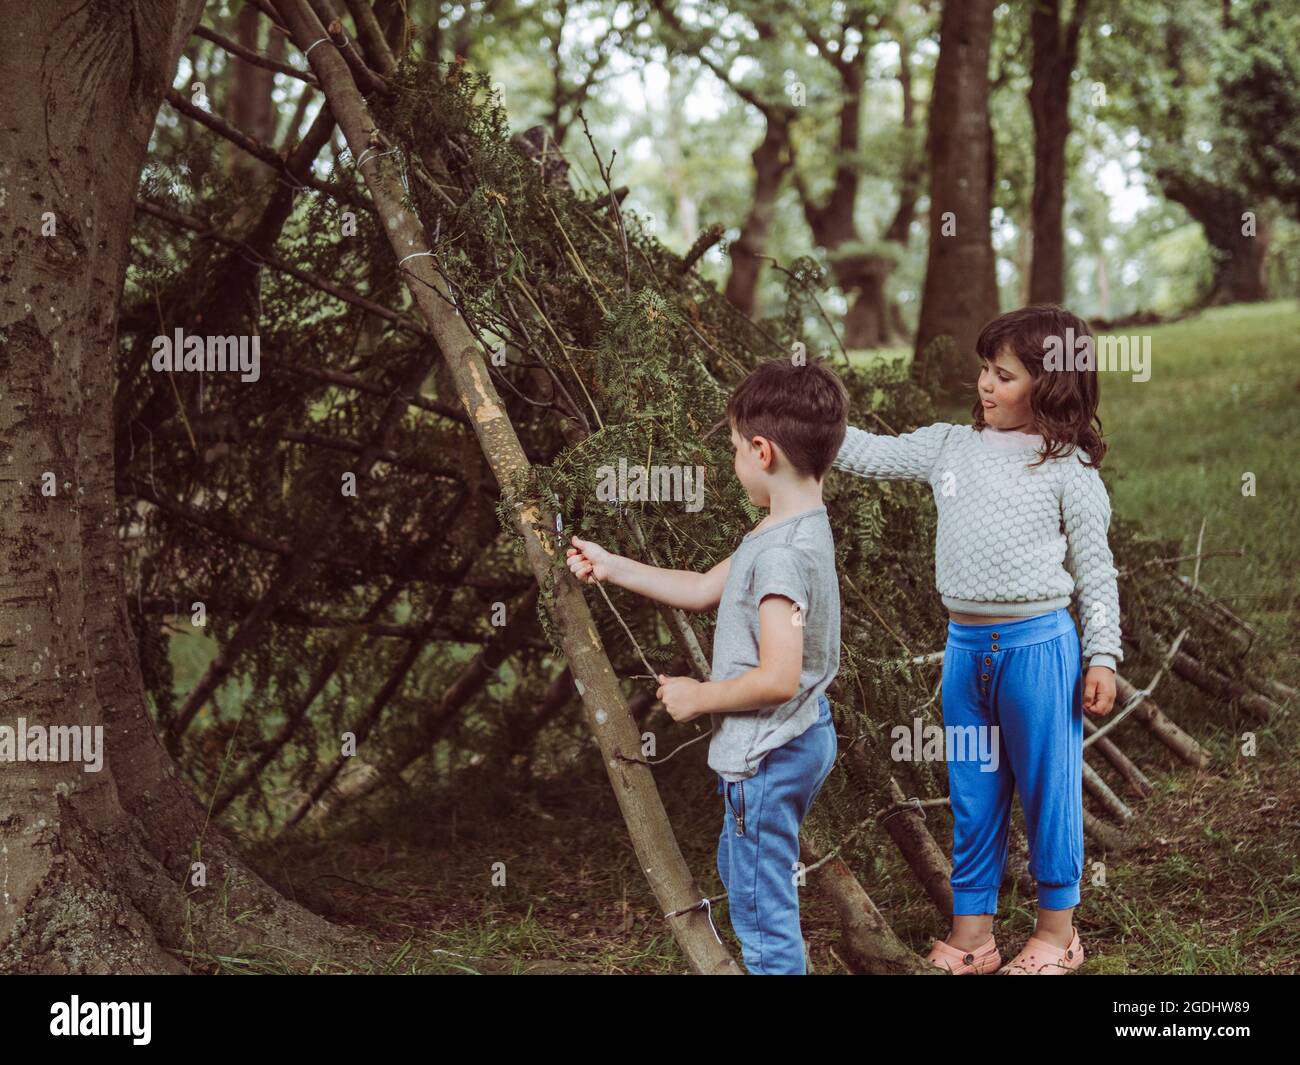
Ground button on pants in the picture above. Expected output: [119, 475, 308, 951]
[941, 608, 1084, 915]
[715, 694, 838, 974]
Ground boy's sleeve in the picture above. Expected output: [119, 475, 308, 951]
[832, 421, 955, 482]
[1061, 457, 1123, 671]
[749, 544, 811, 615]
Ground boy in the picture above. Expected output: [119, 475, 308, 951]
[566, 358, 848, 974]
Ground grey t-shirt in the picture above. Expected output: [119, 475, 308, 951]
[708, 505, 841, 782]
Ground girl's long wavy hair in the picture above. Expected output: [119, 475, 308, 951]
[970, 304, 1108, 470]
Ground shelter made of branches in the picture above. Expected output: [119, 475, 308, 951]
[116, 12, 1294, 971]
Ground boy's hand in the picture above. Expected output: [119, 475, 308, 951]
[566, 536, 619, 584]
[1083, 666, 1116, 716]
[656, 674, 708, 722]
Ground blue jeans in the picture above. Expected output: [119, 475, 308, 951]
[715, 693, 838, 974]
[941, 607, 1084, 914]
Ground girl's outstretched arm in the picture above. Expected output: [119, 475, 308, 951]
[1061, 458, 1123, 673]
[832, 422, 956, 482]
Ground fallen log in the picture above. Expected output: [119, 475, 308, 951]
[1083, 760, 1135, 822]
[1180, 634, 1297, 705]
[1114, 674, 1210, 767]
[841, 740, 952, 917]
[879, 775, 953, 917]
[1082, 806, 1128, 852]
[1175, 573, 1260, 650]
[1170, 650, 1279, 723]
[799, 836, 939, 975]
[1083, 717, 1153, 797]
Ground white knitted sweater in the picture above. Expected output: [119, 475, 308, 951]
[833, 422, 1123, 671]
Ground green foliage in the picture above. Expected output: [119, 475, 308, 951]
[1216, 0, 1300, 214]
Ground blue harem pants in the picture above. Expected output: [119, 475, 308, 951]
[941, 607, 1084, 914]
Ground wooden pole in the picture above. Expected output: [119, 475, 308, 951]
[278, 0, 740, 973]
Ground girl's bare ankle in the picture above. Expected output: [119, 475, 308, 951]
[947, 929, 994, 951]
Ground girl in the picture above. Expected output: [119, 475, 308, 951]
[833, 304, 1121, 975]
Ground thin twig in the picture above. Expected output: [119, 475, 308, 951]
[589, 577, 659, 682]
[615, 730, 711, 767]
[577, 109, 632, 297]
[756, 253, 850, 366]
[1085, 628, 1187, 747]
[1117, 548, 1243, 578]
[1087, 515, 1207, 746]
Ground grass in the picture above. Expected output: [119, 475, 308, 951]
[232, 716, 1300, 974]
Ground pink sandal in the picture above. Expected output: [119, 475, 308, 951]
[997, 927, 1084, 975]
[927, 934, 1001, 974]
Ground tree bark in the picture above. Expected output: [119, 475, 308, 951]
[914, 0, 1000, 394]
[1027, 0, 1089, 304]
[1, 0, 378, 974]
[724, 109, 793, 320]
[1155, 168, 1270, 305]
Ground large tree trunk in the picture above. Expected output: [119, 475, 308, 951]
[1027, 0, 1089, 304]
[1154, 17, 1269, 307]
[648, 9, 795, 324]
[832, 253, 898, 348]
[0, 0, 373, 973]
[914, 0, 1000, 395]
[724, 108, 793, 319]
[795, 49, 903, 350]
[1156, 169, 1270, 305]
[791, 19, 915, 350]
[276, 0, 741, 974]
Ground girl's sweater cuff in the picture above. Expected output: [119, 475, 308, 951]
[1089, 654, 1117, 672]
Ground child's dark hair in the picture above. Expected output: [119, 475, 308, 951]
[725, 358, 849, 479]
[972, 304, 1108, 469]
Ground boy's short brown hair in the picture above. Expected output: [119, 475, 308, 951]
[724, 358, 849, 479]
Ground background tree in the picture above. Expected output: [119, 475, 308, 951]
[914, 0, 999, 393]
[1027, 0, 1091, 303]
[1091, 0, 1280, 305]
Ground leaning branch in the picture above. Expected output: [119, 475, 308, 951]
[163, 88, 369, 210]
[194, 23, 320, 85]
